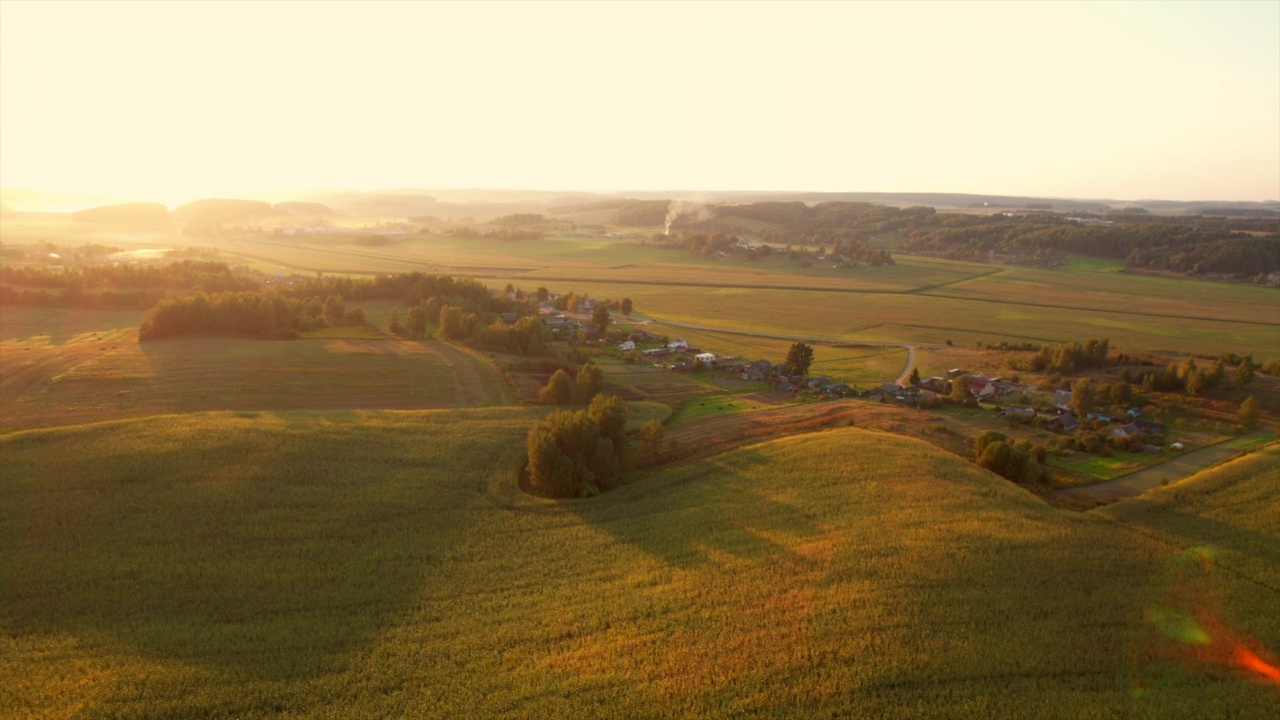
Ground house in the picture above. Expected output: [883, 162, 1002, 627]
[1134, 420, 1167, 435]
[921, 376, 948, 393]
[575, 298, 597, 314]
[741, 359, 774, 381]
[695, 352, 716, 365]
[1053, 390, 1073, 411]
[969, 377, 998, 398]
[947, 368, 968, 378]
[617, 340, 637, 352]
[808, 376, 831, 389]
[544, 314, 568, 328]
[1000, 407, 1037, 421]
[827, 383, 852, 397]
[643, 347, 671, 356]
[1126, 407, 1142, 419]
[880, 381, 902, 395]
[1111, 423, 1143, 440]
[668, 338, 689, 352]
[991, 380, 1018, 395]
[1050, 413, 1079, 433]
[500, 312, 518, 325]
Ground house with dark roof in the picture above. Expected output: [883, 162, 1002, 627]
[1053, 389, 1073, 411]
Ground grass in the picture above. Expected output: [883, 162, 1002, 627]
[1049, 449, 1158, 480]
[0, 305, 511, 432]
[3, 413, 1277, 718]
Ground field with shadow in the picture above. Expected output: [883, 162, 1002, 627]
[3, 414, 1276, 718]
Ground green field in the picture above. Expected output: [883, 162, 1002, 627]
[3, 413, 1277, 718]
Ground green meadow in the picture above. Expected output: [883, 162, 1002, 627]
[3, 413, 1277, 718]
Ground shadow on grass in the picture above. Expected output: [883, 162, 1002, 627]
[561, 448, 822, 570]
[0, 412, 482, 682]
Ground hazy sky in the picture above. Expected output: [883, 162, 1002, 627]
[2, 0, 1277, 206]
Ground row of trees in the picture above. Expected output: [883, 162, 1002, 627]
[1029, 338, 1110, 373]
[138, 291, 364, 340]
[539, 363, 604, 406]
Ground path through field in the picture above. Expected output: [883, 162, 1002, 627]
[1057, 429, 1276, 503]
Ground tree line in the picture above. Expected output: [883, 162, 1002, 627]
[138, 291, 365, 340]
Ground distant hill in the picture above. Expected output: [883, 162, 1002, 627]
[173, 199, 272, 225]
[272, 202, 334, 217]
[71, 202, 171, 225]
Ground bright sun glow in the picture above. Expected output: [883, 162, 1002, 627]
[1, 0, 1277, 207]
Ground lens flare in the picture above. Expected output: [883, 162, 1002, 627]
[1145, 606, 1211, 645]
[1237, 647, 1280, 685]
[1139, 544, 1280, 689]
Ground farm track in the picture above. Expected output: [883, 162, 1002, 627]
[1059, 429, 1276, 502]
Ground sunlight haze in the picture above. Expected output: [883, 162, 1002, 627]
[1, 0, 1277, 206]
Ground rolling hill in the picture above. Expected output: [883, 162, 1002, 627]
[3, 414, 1275, 718]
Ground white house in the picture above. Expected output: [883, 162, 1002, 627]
[617, 340, 636, 352]
[695, 352, 716, 364]
[668, 338, 688, 351]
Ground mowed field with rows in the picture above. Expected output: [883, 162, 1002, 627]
[0, 305, 508, 431]
[41, 231, 1275, 358]
[2, 413, 1277, 718]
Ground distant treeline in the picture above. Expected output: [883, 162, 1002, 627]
[904, 215, 1280, 275]
[0, 260, 260, 308]
[610, 199, 1279, 275]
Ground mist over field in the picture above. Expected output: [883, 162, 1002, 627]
[2, 1, 1278, 718]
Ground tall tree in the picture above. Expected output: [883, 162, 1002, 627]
[539, 369, 574, 405]
[592, 305, 611, 332]
[1239, 396, 1259, 430]
[1234, 356, 1256, 387]
[1070, 378, 1096, 418]
[620, 297, 633, 316]
[949, 374, 971, 403]
[575, 362, 604, 405]
[785, 342, 814, 376]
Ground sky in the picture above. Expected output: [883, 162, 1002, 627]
[1, 0, 1278, 208]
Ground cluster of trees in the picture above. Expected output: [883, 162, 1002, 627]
[1124, 355, 1254, 396]
[138, 291, 364, 340]
[526, 394, 628, 497]
[539, 363, 604, 406]
[1067, 377, 1135, 417]
[1030, 338, 1110, 373]
[974, 431, 1047, 484]
[0, 260, 260, 308]
[472, 316, 550, 355]
[900, 212, 1276, 275]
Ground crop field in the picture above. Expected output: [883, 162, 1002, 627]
[0, 306, 509, 432]
[3, 412, 1277, 718]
